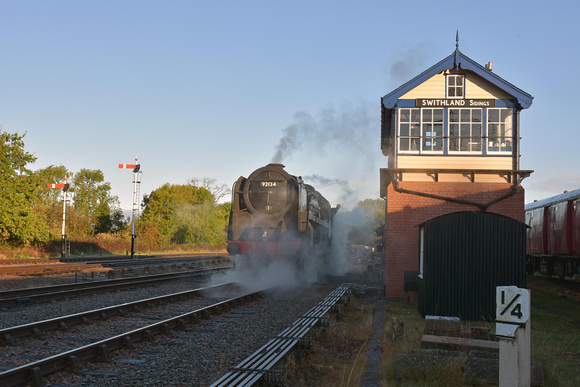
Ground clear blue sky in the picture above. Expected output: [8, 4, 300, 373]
[1, 1, 578, 212]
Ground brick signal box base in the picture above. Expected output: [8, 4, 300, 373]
[383, 181, 525, 299]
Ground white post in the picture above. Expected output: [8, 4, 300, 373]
[130, 157, 138, 259]
[119, 159, 141, 259]
[61, 189, 67, 238]
[496, 286, 531, 387]
[61, 183, 68, 258]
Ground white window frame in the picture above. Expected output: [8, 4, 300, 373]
[398, 108, 421, 154]
[446, 74, 465, 99]
[448, 108, 483, 154]
[487, 108, 513, 154]
[398, 108, 444, 154]
[420, 108, 444, 154]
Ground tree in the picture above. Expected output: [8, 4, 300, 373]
[71, 168, 124, 234]
[34, 165, 72, 206]
[32, 165, 72, 238]
[0, 129, 50, 246]
[217, 201, 232, 225]
[141, 183, 227, 245]
[135, 219, 168, 250]
[346, 199, 385, 246]
[187, 177, 231, 203]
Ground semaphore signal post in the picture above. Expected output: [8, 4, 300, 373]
[119, 158, 141, 259]
[47, 179, 70, 258]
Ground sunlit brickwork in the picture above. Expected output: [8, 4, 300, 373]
[383, 181, 525, 298]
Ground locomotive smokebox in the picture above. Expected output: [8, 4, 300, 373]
[227, 164, 339, 268]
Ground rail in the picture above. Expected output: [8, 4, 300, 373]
[0, 268, 230, 308]
[0, 263, 106, 276]
[211, 284, 351, 386]
[0, 282, 259, 387]
[54, 252, 229, 262]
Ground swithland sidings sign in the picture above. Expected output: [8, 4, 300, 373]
[416, 99, 496, 107]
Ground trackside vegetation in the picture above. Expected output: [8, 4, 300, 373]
[1, 127, 384, 258]
[0, 128, 231, 257]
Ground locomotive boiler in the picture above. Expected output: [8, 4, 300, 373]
[525, 188, 580, 277]
[227, 164, 340, 266]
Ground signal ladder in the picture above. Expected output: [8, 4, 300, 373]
[64, 237, 71, 256]
[133, 172, 142, 254]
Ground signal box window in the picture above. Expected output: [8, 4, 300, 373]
[399, 108, 420, 152]
[399, 108, 444, 154]
[449, 108, 482, 152]
[447, 74, 464, 98]
[488, 108, 513, 153]
[421, 108, 444, 153]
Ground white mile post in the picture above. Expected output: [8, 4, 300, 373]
[496, 285, 531, 386]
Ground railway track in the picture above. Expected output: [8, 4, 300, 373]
[211, 284, 351, 386]
[54, 252, 229, 263]
[0, 282, 259, 387]
[527, 273, 580, 302]
[0, 267, 232, 308]
[0, 262, 107, 276]
[0, 273, 353, 387]
[0, 254, 232, 277]
[61, 254, 230, 268]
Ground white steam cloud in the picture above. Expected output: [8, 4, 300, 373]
[303, 174, 356, 211]
[207, 250, 329, 294]
[270, 101, 381, 210]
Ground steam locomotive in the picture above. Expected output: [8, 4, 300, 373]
[525, 188, 580, 277]
[227, 164, 340, 267]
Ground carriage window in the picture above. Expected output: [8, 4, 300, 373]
[487, 108, 513, 153]
[446, 74, 464, 98]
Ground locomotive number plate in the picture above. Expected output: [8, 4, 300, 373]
[260, 182, 277, 187]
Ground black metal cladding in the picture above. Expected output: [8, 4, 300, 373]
[417, 211, 527, 321]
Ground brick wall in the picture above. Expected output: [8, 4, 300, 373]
[383, 181, 525, 298]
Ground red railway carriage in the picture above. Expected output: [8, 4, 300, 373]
[227, 164, 339, 268]
[525, 188, 580, 277]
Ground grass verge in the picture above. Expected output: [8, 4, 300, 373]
[282, 291, 377, 386]
[379, 276, 579, 386]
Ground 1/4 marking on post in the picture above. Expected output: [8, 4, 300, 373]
[496, 286, 530, 324]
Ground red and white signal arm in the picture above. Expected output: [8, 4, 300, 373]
[496, 286, 530, 324]
[47, 183, 69, 189]
[119, 163, 140, 172]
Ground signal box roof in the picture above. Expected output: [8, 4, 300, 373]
[382, 49, 533, 110]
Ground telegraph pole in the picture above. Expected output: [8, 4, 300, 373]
[47, 180, 70, 258]
[119, 158, 141, 259]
